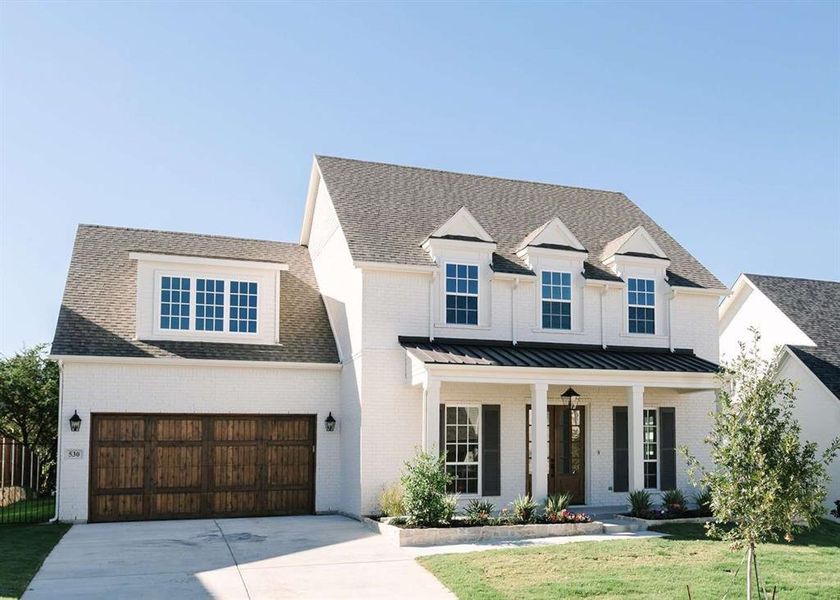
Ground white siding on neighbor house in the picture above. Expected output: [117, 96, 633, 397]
[779, 354, 840, 513]
[719, 277, 838, 515]
[719, 281, 813, 362]
[57, 360, 340, 522]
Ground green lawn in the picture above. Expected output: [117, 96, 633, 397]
[418, 521, 840, 599]
[0, 523, 70, 600]
[0, 498, 55, 523]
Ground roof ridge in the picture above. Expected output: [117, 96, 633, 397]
[315, 154, 628, 196]
[745, 273, 840, 285]
[78, 223, 303, 248]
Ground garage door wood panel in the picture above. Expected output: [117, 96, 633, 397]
[89, 414, 315, 522]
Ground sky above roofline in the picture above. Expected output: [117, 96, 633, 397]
[1, 3, 838, 355]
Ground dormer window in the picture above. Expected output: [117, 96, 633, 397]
[541, 271, 572, 330]
[157, 275, 259, 335]
[628, 278, 655, 334]
[132, 252, 284, 345]
[160, 276, 191, 330]
[196, 278, 225, 332]
[230, 281, 258, 333]
[445, 263, 478, 325]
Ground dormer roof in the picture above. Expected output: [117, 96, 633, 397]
[425, 206, 494, 244]
[600, 226, 669, 263]
[516, 217, 586, 254]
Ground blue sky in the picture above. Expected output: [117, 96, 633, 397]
[1, 2, 838, 356]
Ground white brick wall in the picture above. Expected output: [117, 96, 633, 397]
[57, 360, 340, 522]
[304, 168, 721, 517]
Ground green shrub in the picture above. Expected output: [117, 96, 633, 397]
[628, 489, 653, 518]
[379, 482, 405, 517]
[693, 488, 713, 517]
[400, 450, 454, 527]
[661, 489, 687, 516]
[510, 494, 538, 524]
[465, 499, 495, 525]
[544, 492, 572, 522]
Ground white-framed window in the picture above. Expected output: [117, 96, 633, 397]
[445, 263, 479, 325]
[643, 408, 658, 489]
[196, 278, 225, 332]
[229, 280, 258, 333]
[541, 270, 572, 330]
[444, 405, 480, 494]
[628, 278, 655, 334]
[160, 276, 191, 330]
[157, 275, 258, 335]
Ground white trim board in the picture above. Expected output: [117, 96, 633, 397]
[129, 252, 289, 271]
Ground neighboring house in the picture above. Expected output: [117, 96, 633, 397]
[719, 274, 840, 513]
[51, 156, 727, 522]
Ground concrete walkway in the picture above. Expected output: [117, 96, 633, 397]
[25, 515, 454, 599]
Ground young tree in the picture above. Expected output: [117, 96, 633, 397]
[0, 344, 59, 489]
[682, 330, 839, 600]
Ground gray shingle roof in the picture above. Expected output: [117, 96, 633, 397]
[745, 274, 840, 400]
[51, 225, 339, 363]
[316, 156, 723, 289]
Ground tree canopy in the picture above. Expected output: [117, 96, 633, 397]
[0, 344, 59, 484]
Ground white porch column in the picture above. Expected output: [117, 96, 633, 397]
[627, 385, 645, 491]
[423, 378, 442, 453]
[531, 383, 549, 502]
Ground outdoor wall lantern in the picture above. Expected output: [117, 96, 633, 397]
[69, 410, 82, 432]
[324, 412, 336, 432]
[561, 387, 580, 411]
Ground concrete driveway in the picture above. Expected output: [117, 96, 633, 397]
[25, 515, 453, 599]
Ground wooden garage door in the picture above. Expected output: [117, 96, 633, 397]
[89, 414, 315, 522]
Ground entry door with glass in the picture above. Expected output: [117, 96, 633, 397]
[527, 405, 586, 504]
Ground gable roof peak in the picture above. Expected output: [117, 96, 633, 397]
[600, 225, 668, 262]
[516, 217, 586, 253]
[426, 206, 494, 243]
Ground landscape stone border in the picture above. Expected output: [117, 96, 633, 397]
[614, 514, 714, 528]
[363, 516, 604, 547]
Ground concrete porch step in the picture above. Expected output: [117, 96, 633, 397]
[600, 519, 646, 533]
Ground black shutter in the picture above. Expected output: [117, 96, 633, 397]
[439, 404, 446, 457]
[613, 406, 629, 493]
[660, 407, 676, 491]
[482, 405, 501, 496]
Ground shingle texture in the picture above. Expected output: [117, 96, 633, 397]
[400, 337, 719, 373]
[316, 156, 723, 289]
[746, 274, 840, 400]
[51, 225, 339, 363]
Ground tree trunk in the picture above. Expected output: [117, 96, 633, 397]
[746, 543, 754, 600]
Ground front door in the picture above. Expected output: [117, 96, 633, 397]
[548, 405, 585, 504]
[527, 405, 586, 504]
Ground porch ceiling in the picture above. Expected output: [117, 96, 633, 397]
[399, 337, 719, 373]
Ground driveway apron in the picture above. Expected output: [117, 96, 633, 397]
[24, 515, 453, 599]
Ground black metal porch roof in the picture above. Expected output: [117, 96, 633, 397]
[399, 337, 719, 373]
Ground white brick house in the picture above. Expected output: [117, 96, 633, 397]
[52, 156, 726, 522]
[719, 274, 840, 514]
